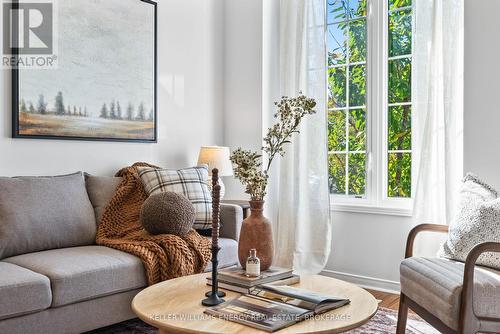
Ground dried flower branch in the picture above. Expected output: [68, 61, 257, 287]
[230, 93, 316, 200]
[229, 148, 268, 200]
[263, 94, 317, 172]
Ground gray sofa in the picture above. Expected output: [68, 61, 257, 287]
[0, 172, 242, 334]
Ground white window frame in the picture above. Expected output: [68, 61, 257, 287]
[328, 0, 414, 216]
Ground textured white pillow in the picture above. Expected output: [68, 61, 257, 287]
[438, 173, 500, 269]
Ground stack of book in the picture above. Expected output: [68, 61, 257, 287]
[207, 267, 300, 294]
[205, 284, 350, 332]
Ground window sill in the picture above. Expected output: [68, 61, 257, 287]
[330, 203, 413, 217]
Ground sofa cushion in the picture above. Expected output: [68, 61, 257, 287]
[204, 237, 238, 272]
[219, 204, 243, 241]
[138, 165, 213, 230]
[0, 262, 52, 320]
[3, 246, 147, 307]
[85, 175, 122, 225]
[0, 172, 96, 259]
[400, 257, 500, 330]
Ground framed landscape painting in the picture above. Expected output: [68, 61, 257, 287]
[12, 0, 157, 142]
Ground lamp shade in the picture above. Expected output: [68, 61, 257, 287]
[197, 146, 233, 177]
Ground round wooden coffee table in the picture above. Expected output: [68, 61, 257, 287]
[132, 273, 377, 333]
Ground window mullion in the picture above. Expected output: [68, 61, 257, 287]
[367, 0, 385, 206]
[380, 0, 390, 205]
[366, 0, 375, 204]
[344, 20, 350, 195]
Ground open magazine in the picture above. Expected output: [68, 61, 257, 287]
[204, 284, 350, 332]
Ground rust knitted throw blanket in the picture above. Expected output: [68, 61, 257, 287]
[96, 162, 211, 285]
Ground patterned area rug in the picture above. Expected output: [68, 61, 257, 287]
[87, 307, 439, 334]
[348, 308, 439, 334]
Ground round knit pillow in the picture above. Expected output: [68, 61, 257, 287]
[140, 192, 195, 237]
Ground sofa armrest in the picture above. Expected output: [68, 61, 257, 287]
[405, 224, 449, 258]
[219, 204, 243, 241]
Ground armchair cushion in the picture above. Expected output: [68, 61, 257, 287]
[438, 173, 500, 269]
[400, 257, 500, 330]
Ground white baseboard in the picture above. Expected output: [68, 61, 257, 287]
[321, 269, 400, 294]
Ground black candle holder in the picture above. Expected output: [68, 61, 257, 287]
[202, 168, 226, 306]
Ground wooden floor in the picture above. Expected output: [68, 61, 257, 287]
[367, 289, 402, 311]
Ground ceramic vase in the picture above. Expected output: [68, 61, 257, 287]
[238, 200, 274, 271]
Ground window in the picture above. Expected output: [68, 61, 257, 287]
[387, 0, 412, 198]
[327, 0, 413, 214]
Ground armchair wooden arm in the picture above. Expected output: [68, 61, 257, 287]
[459, 241, 500, 333]
[405, 224, 449, 258]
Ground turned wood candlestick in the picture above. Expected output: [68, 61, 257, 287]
[202, 168, 226, 306]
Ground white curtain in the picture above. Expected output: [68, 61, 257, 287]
[269, 0, 331, 274]
[412, 0, 464, 253]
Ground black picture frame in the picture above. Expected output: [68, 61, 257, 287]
[11, 0, 158, 143]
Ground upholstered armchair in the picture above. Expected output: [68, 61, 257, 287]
[396, 224, 500, 334]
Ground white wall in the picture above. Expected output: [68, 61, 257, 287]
[222, 0, 264, 199]
[324, 212, 411, 290]
[464, 0, 500, 190]
[0, 0, 224, 176]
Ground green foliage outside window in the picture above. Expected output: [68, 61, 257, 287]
[387, 1, 412, 198]
[389, 0, 411, 11]
[328, 111, 346, 151]
[329, 154, 346, 194]
[328, 67, 346, 108]
[388, 153, 411, 197]
[348, 153, 366, 195]
[349, 65, 366, 106]
[388, 58, 411, 104]
[388, 106, 411, 151]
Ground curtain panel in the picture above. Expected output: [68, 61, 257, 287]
[269, 0, 331, 274]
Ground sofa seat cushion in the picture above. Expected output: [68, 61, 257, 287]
[400, 257, 500, 330]
[0, 262, 52, 320]
[4, 246, 147, 307]
[204, 237, 238, 272]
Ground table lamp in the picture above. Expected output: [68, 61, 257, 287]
[197, 146, 233, 199]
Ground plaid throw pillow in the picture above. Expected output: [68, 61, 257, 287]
[138, 166, 212, 230]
